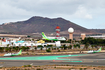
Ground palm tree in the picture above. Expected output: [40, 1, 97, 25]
[13, 47, 19, 52]
[68, 45, 72, 49]
[62, 45, 67, 50]
[37, 45, 43, 50]
[34, 46, 37, 50]
[68, 39, 72, 43]
[85, 43, 89, 50]
[60, 46, 64, 50]
[26, 47, 30, 51]
[91, 45, 94, 49]
[15, 46, 19, 51]
[76, 44, 80, 49]
[73, 44, 77, 49]
[21, 46, 26, 51]
[11, 42, 14, 52]
[46, 45, 53, 50]
[7, 44, 10, 47]
[0, 47, 4, 52]
[5, 47, 9, 52]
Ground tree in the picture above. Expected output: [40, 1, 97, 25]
[15, 46, 19, 52]
[26, 47, 30, 51]
[9, 47, 12, 52]
[62, 45, 67, 50]
[13, 47, 16, 52]
[11, 42, 14, 52]
[16, 46, 19, 51]
[21, 46, 26, 51]
[27, 36, 30, 38]
[73, 44, 77, 49]
[85, 43, 89, 50]
[0, 47, 4, 52]
[76, 44, 80, 49]
[46, 45, 53, 50]
[68, 45, 72, 49]
[35, 46, 37, 50]
[46, 48, 51, 52]
[5, 47, 9, 52]
[60, 46, 64, 50]
[37, 45, 43, 50]
[91, 45, 94, 49]
[68, 39, 72, 43]
[7, 44, 10, 47]
[37, 45, 43, 48]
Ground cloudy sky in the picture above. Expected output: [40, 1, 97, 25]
[0, 0, 105, 29]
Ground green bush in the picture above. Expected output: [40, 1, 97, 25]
[36, 68, 43, 70]
[23, 65, 31, 67]
[37, 45, 43, 48]
[80, 68, 82, 70]
[84, 68, 87, 70]
[23, 65, 27, 67]
[27, 65, 31, 67]
[58, 50, 60, 52]
[46, 49, 51, 52]
[53, 48, 56, 50]
[40, 47, 43, 50]
[57, 48, 59, 50]
[102, 48, 105, 50]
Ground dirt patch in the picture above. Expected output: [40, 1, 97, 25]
[0, 65, 105, 70]
[0, 53, 4, 56]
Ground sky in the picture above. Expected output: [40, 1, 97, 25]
[0, 0, 105, 29]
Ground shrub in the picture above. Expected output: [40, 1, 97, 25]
[84, 68, 87, 70]
[46, 49, 51, 52]
[27, 65, 31, 67]
[40, 47, 43, 50]
[36, 68, 43, 70]
[23, 65, 31, 67]
[80, 68, 82, 70]
[58, 50, 60, 52]
[23, 65, 27, 67]
[57, 48, 59, 50]
[26, 52, 29, 55]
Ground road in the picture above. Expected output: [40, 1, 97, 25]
[0, 53, 105, 67]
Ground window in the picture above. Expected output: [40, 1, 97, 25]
[19, 44, 21, 47]
[25, 44, 27, 47]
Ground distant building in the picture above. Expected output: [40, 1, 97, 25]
[68, 27, 74, 40]
[0, 34, 27, 37]
[81, 33, 86, 40]
[87, 34, 105, 39]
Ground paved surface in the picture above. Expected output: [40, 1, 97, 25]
[0, 53, 105, 67]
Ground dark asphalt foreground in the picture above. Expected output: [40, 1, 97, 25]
[0, 53, 105, 67]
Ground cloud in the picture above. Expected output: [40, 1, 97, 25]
[0, 1, 34, 19]
[0, 0, 105, 28]
[73, 5, 92, 19]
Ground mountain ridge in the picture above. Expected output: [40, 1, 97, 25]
[0, 16, 97, 34]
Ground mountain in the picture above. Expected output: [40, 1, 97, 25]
[90, 29, 105, 34]
[0, 16, 96, 34]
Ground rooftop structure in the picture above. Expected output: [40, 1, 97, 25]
[68, 27, 74, 33]
[55, 26, 60, 37]
[68, 27, 74, 40]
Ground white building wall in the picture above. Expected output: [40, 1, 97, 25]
[13, 42, 43, 47]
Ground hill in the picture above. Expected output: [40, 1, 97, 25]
[90, 29, 105, 34]
[0, 16, 96, 34]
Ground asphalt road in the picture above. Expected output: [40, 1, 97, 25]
[0, 53, 105, 67]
